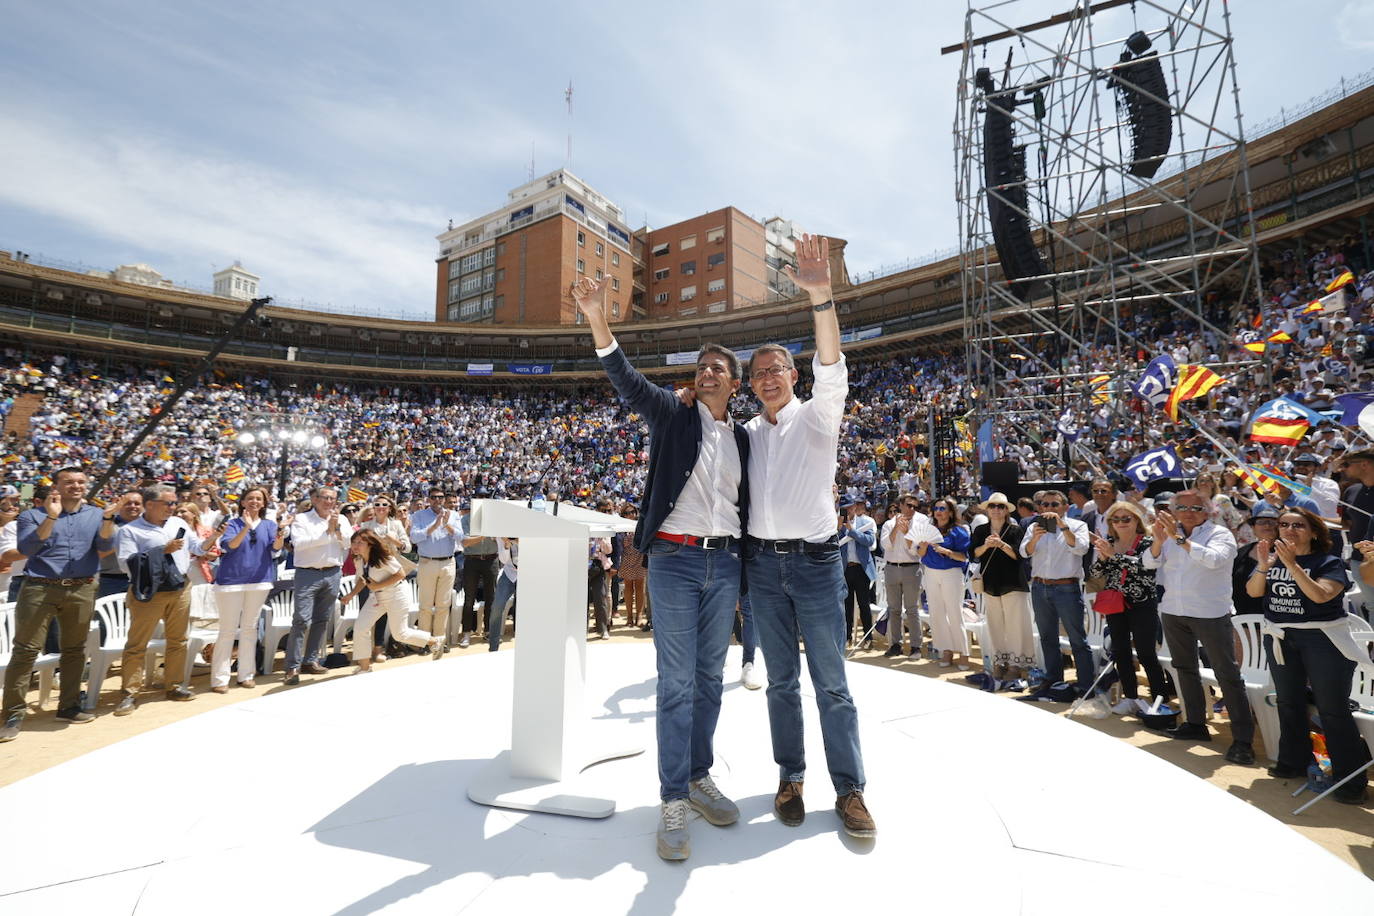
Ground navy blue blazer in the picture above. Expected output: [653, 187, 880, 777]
[600, 345, 750, 553]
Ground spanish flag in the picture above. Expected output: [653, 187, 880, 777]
[1265, 330, 1292, 344]
[1089, 373, 1112, 404]
[1236, 331, 1265, 353]
[347, 486, 367, 503]
[1320, 342, 1333, 357]
[1325, 269, 1354, 292]
[1163, 364, 1225, 420]
[1249, 416, 1308, 446]
[225, 465, 245, 484]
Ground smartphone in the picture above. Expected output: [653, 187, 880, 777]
[1037, 515, 1058, 532]
[174, 526, 187, 541]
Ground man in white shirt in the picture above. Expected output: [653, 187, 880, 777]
[743, 234, 874, 840]
[1142, 491, 1255, 764]
[880, 493, 926, 657]
[112, 485, 196, 715]
[1018, 490, 1095, 695]
[284, 486, 353, 685]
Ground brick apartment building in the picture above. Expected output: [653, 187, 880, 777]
[434, 170, 635, 325]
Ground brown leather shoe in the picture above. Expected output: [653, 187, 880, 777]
[835, 791, 876, 838]
[774, 780, 804, 826]
[301, 662, 328, 675]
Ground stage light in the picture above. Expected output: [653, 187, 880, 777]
[309, 435, 326, 448]
[237, 432, 255, 445]
[276, 429, 290, 441]
[292, 430, 307, 444]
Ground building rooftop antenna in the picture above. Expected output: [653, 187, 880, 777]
[564, 80, 573, 169]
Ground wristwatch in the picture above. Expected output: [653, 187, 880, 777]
[1174, 535, 1188, 545]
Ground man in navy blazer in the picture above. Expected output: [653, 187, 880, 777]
[573, 275, 749, 863]
[839, 497, 877, 646]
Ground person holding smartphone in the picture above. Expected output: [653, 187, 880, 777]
[1019, 489, 1094, 696]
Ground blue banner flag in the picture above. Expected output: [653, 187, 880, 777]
[1335, 391, 1374, 436]
[1124, 446, 1181, 488]
[1250, 395, 1329, 428]
[1132, 355, 1177, 410]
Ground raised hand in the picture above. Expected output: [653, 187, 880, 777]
[1273, 538, 1299, 569]
[783, 233, 832, 304]
[1255, 539, 1274, 572]
[675, 386, 698, 408]
[44, 490, 63, 518]
[571, 276, 610, 319]
[1091, 533, 1115, 557]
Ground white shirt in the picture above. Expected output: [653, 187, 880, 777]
[1018, 516, 1090, 579]
[746, 354, 848, 542]
[1141, 520, 1237, 619]
[1302, 475, 1340, 520]
[115, 516, 193, 577]
[361, 517, 411, 554]
[660, 402, 742, 538]
[0, 519, 24, 593]
[497, 538, 518, 583]
[290, 510, 353, 569]
[880, 516, 922, 564]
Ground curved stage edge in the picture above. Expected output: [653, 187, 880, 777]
[0, 644, 1369, 915]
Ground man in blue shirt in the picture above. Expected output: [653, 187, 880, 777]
[2, 467, 124, 741]
[409, 487, 462, 648]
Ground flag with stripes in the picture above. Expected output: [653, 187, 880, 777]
[1265, 330, 1292, 344]
[1089, 373, 1112, 404]
[225, 465, 245, 484]
[1249, 417, 1308, 446]
[347, 486, 367, 503]
[1236, 331, 1265, 353]
[1302, 289, 1346, 314]
[1162, 364, 1225, 421]
[1325, 268, 1354, 292]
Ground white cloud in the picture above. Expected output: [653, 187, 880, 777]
[1339, 1, 1374, 49]
[0, 107, 445, 317]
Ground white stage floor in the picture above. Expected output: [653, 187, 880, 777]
[1, 643, 1370, 915]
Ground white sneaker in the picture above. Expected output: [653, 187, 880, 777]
[741, 662, 764, 690]
[1111, 697, 1137, 716]
[688, 775, 740, 825]
[656, 799, 691, 861]
[1133, 698, 1154, 716]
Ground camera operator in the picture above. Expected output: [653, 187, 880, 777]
[1019, 489, 1094, 696]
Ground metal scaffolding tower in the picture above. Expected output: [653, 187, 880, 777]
[948, 0, 1266, 478]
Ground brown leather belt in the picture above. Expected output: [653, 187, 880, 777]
[1032, 576, 1078, 585]
[25, 576, 95, 587]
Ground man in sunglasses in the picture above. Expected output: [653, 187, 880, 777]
[1019, 489, 1094, 696]
[573, 273, 750, 862]
[1143, 490, 1255, 763]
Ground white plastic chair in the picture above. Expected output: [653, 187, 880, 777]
[259, 590, 295, 674]
[332, 589, 361, 652]
[0, 603, 59, 710]
[142, 620, 211, 688]
[1084, 604, 1110, 669]
[961, 587, 992, 667]
[1232, 614, 1280, 762]
[85, 594, 165, 710]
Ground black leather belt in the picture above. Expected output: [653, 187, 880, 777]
[886, 561, 919, 567]
[749, 535, 839, 554]
[25, 576, 94, 587]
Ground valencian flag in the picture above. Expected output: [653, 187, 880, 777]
[224, 465, 245, 484]
[1325, 268, 1355, 292]
[1236, 330, 1265, 353]
[347, 486, 368, 503]
[1089, 373, 1112, 404]
[1163, 364, 1225, 421]
[1236, 463, 1312, 496]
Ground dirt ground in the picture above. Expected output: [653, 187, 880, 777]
[1, 625, 1369, 876]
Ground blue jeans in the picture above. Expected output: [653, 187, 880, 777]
[486, 574, 517, 650]
[285, 567, 340, 670]
[736, 593, 757, 665]
[1030, 581, 1094, 688]
[746, 541, 865, 795]
[647, 539, 741, 801]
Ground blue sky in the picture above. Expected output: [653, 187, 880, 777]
[1, 1, 1369, 319]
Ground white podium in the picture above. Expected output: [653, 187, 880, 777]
[464, 499, 643, 818]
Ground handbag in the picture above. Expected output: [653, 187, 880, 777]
[1091, 566, 1130, 615]
[968, 571, 984, 595]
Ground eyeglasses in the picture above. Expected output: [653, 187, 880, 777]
[1174, 505, 1207, 512]
[1277, 521, 1308, 529]
[932, 506, 951, 513]
[986, 504, 1008, 510]
[1039, 501, 1063, 508]
[749, 365, 790, 380]
[1108, 516, 1136, 524]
